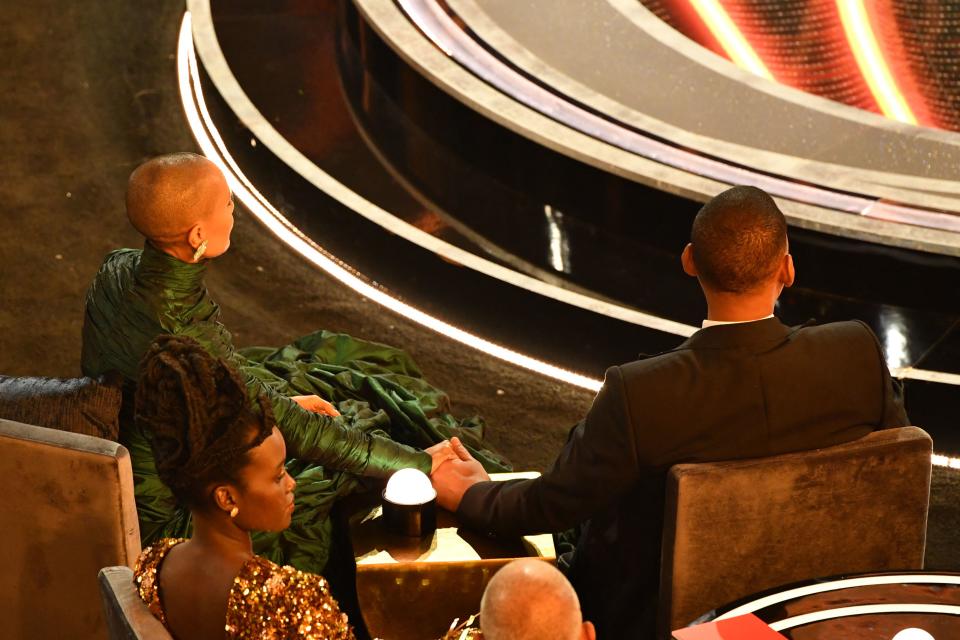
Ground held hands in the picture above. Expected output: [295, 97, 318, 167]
[430, 437, 490, 512]
[426, 440, 458, 474]
[291, 395, 341, 417]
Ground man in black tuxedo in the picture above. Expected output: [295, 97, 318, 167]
[431, 186, 908, 638]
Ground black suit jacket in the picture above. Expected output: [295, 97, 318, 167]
[458, 318, 907, 638]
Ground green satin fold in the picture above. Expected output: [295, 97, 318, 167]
[240, 331, 511, 469]
[81, 243, 509, 573]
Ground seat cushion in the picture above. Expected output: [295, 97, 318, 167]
[659, 427, 932, 637]
[0, 374, 122, 440]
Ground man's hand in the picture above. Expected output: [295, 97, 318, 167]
[431, 437, 490, 512]
[291, 395, 340, 417]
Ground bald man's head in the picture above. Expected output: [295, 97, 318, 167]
[480, 559, 594, 640]
[126, 153, 235, 261]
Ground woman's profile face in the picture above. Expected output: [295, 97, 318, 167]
[233, 426, 295, 532]
[199, 169, 235, 259]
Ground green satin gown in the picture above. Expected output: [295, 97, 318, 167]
[81, 243, 509, 572]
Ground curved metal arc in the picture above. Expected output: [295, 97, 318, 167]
[186, 0, 695, 338]
[178, 10, 604, 392]
[399, 0, 960, 250]
[719, 574, 960, 620]
[772, 603, 960, 631]
[457, 0, 960, 206]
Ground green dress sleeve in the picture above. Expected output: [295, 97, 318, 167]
[255, 377, 431, 477]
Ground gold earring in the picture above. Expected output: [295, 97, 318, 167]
[193, 240, 208, 262]
[229, 506, 239, 519]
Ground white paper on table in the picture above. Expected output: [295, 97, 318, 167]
[490, 471, 541, 481]
[356, 528, 483, 564]
[360, 505, 383, 524]
[356, 549, 397, 565]
[417, 527, 482, 562]
[522, 533, 556, 559]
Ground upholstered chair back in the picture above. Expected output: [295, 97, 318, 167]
[99, 567, 173, 640]
[658, 426, 932, 639]
[0, 418, 141, 640]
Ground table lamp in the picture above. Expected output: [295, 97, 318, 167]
[382, 468, 437, 537]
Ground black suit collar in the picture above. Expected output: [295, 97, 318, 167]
[675, 317, 811, 354]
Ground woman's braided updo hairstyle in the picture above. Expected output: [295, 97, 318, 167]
[135, 334, 275, 509]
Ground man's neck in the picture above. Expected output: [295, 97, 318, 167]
[704, 292, 776, 323]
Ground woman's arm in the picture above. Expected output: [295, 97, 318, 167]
[250, 373, 431, 477]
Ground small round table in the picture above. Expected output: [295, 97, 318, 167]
[710, 573, 960, 639]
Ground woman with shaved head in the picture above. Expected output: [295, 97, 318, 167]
[82, 152, 508, 573]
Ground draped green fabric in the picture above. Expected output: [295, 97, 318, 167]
[81, 243, 510, 572]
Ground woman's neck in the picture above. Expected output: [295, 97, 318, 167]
[188, 511, 254, 561]
[136, 241, 212, 308]
[147, 238, 197, 264]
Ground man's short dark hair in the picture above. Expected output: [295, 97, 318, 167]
[690, 186, 788, 293]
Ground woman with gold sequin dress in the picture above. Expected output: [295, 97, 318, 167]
[131, 335, 355, 639]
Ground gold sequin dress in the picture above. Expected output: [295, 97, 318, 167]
[134, 538, 355, 639]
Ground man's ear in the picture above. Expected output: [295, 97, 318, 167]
[780, 253, 795, 288]
[581, 621, 596, 640]
[681, 243, 698, 277]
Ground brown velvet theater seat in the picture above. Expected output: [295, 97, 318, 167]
[99, 566, 173, 640]
[658, 426, 932, 639]
[0, 418, 141, 640]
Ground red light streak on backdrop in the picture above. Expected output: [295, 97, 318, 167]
[642, 0, 952, 130]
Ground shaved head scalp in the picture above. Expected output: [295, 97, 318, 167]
[691, 186, 788, 293]
[126, 152, 225, 241]
[480, 559, 583, 640]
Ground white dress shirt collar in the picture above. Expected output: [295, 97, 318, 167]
[701, 314, 775, 329]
